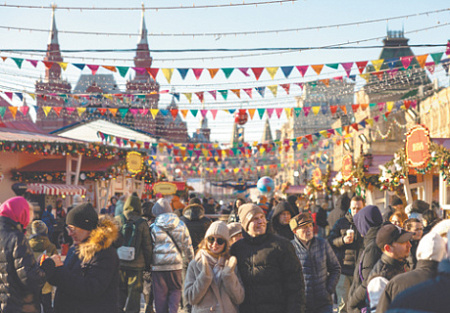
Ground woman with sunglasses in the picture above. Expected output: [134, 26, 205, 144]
[184, 221, 244, 313]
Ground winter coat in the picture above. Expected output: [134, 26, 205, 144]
[348, 226, 382, 313]
[316, 206, 328, 228]
[376, 260, 439, 313]
[42, 217, 120, 313]
[0, 216, 46, 313]
[328, 212, 363, 276]
[41, 210, 55, 235]
[227, 199, 243, 223]
[28, 235, 58, 294]
[406, 239, 419, 270]
[184, 252, 244, 313]
[180, 204, 212, 251]
[327, 193, 351, 230]
[291, 236, 341, 312]
[269, 201, 295, 240]
[287, 195, 300, 216]
[387, 259, 450, 313]
[151, 212, 194, 271]
[230, 230, 306, 313]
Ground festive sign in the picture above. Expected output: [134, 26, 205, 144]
[405, 125, 431, 168]
[312, 167, 322, 189]
[126, 151, 144, 173]
[153, 182, 178, 195]
[342, 155, 353, 181]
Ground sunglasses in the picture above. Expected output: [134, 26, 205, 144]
[207, 237, 226, 245]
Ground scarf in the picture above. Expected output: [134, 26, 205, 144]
[201, 249, 226, 284]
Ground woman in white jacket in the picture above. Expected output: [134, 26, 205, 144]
[184, 221, 245, 313]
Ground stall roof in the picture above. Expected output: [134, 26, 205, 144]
[27, 183, 86, 196]
[17, 158, 119, 172]
[0, 127, 83, 143]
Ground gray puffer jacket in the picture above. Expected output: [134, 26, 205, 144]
[151, 213, 194, 271]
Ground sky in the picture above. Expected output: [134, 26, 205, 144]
[0, 0, 449, 144]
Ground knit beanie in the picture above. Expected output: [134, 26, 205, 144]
[416, 232, 446, 262]
[353, 205, 383, 236]
[411, 200, 430, 213]
[123, 193, 142, 216]
[205, 221, 230, 241]
[31, 220, 48, 236]
[152, 198, 173, 217]
[227, 222, 242, 238]
[66, 203, 98, 231]
[391, 196, 403, 207]
[238, 203, 264, 231]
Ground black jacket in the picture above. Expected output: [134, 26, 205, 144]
[230, 230, 305, 313]
[377, 260, 439, 313]
[179, 203, 212, 251]
[348, 226, 382, 313]
[269, 201, 295, 240]
[42, 218, 120, 313]
[327, 193, 351, 230]
[387, 259, 450, 313]
[328, 212, 363, 276]
[0, 216, 46, 313]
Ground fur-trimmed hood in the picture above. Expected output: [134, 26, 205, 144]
[77, 216, 118, 263]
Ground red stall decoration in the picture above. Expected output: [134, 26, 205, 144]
[405, 125, 431, 168]
[342, 155, 353, 181]
[234, 109, 248, 125]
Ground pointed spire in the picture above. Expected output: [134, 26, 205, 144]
[261, 118, 273, 142]
[48, 4, 59, 45]
[138, 3, 148, 45]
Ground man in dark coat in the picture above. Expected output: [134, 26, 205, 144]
[269, 200, 295, 240]
[230, 203, 305, 313]
[228, 198, 245, 223]
[348, 205, 383, 313]
[382, 196, 404, 222]
[328, 195, 365, 313]
[291, 213, 341, 313]
[376, 232, 445, 312]
[403, 218, 424, 269]
[0, 197, 46, 313]
[179, 197, 212, 251]
[41, 203, 120, 313]
[327, 193, 351, 231]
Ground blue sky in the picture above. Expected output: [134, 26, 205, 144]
[0, 0, 449, 143]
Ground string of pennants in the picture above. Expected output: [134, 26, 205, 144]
[0, 96, 417, 121]
[95, 109, 397, 160]
[1, 44, 449, 83]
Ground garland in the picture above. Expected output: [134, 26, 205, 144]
[353, 155, 382, 190]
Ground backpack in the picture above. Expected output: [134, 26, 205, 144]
[117, 214, 145, 261]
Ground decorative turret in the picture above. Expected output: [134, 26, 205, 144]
[44, 4, 63, 82]
[261, 118, 273, 142]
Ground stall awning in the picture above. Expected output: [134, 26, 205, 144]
[27, 183, 86, 196]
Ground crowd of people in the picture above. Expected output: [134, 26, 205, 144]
[0, 190, 449, 313]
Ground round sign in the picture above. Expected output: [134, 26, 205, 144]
[312, 168, 322, 189]
[342, 155, 353, 181]
[405, 125, 431, 168]
[126, 151, 144, 174]
[234, 110, 248, 125]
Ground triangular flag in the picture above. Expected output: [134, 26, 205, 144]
[330, 106, 338, 115]
[284, 108, 292, 117]
[360, 73, 371, 83]
[340, 105, 347, 114]
[87, 64, 99, 75]
[18, 105, 29, 116]
[200, 110, 208, 118]
[312, 106, 321, 115]
[218, 90, 228, 100]
[181, 110, 188, 118]
[326, 63, 339, 70]
[371, 59, 384, 71]
[266, 108, 274, 118]
[360, 103, 369, 111]
[221, 68, 234, 79]
[320, 79, 330, 87]
[162, 68, 174, 83]
[117, 66, 130, 78]
[351, 104, 360, 113]
[257, 108, 265, 119]
[266, 67, 279, 79]
[190, 109, 198, 117]
[373, 71, 384, 81]
[195, 92, 204, 103]
[108, 108, 118, 116]
[150, 109, 159, 119]
[425, 62, 436, 74]
[73, 63, 85, 71]
[184, 93, 192, 103]
[251, 68, 264, 80]
[238, 68, 250, 77]
[303, 106, 311, 117]
[118, 108, 129, 118]
[102, 65, 116, 72]
[27, 59, 38, 67]
[248, 108, 256, 120]
[388, 69, 399, 79]
[210, 109, 218, 120]
[208, 68, 219, 79]
[341, 62, 353, 77]
[385, 58, 399, 70]
[281, 66, 293, 78]
[77, 107, 86, 116]
[231, 89, 240, 98]
[208, 90, 217, 100]
[8, 107, 18, 119]
[256, 86, 265, 97]
[4, 92, 12, 100]
[431, 52, 443, 64]
[356, 61, 368, 74]
[267, 85, 277, 97]
[401, 56, 414, 69]
[43, 106, 52, 117]
[280, 83, 290, 94]
[416, 54, 428, 68]
[243, 88, 252, 98]
[296, 65, 308, 77]
[170, 109, 179, 120]
[192, 68, 203, 80]
[311, 64, 324, 75]
[177, 68, 189, 80]
[139, 108, 148, 116]
[11, 58, 24, 69]
[275, 108, 283, 118]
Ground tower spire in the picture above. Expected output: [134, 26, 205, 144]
[138, 3, 148, 45]
[48, 4, 59, 45]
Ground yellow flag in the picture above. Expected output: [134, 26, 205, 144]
[43, 106, 52, 117]
[312, 106, 321, 115]
[386, 101, 394, 112]
[103, 94, 113, 100]
[284, 108, 292, 117]
[319, 130, 328, 138]
[162, 68, 174, 83]
[234, 168, 239, 174]
[366, 118, 374, 127]
[248, 108, 256, 120]
[9, 107, 18, 119]
[360, 73, 371, 83]
[184, 93, 192, 103]
[58, 62, 68, 71]
[181, 110, 189, 118]
[77, 107, 86, 116]
[108, 108, 118, 116]
[266, 67, 279, 79]
[150, 109, 159, 119]
[267, 85, 278, 97]
[28, 93, 36, 100]
[371, 59, 384, 72]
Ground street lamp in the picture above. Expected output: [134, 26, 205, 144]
[293, 170, 299, 185]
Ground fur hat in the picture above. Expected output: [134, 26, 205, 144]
[152, 198, 172, 217]
[289, 212, 313, 231]
[416, 232, 446, 262]
[31, 220, 48, 236]
[227, 222, 242, 238]
[205, 221, 230, 241]
[66, 203, 98, 231]
[238, 203, 264, 231]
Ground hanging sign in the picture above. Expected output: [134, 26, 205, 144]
[126, 151, 144, 174]
[312, 168, 322, 189]
[153, 182, 178, 195]
[405, 125, 431, 168]
[342, 155, 353, 181]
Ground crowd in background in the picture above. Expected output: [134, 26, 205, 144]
[0, 189, 449, 313]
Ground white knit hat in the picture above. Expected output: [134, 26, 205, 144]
[227, 222, 242, 238]
[152, 198, 172, 217]
[416, 232, 446, 262]
[205, 221, 230, 241]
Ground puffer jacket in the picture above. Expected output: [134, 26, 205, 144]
[42, 217, 120, 313]
[230, 230, 306, 313]
[28, 235, 58, 294]
[0, 199, 47, 313]
[328, 212, 363, 276]
[291, 236, 341, 312]
[151, 213, 194, 271]
[269, 201, 295, 240]
[180, 204, 212, 251]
